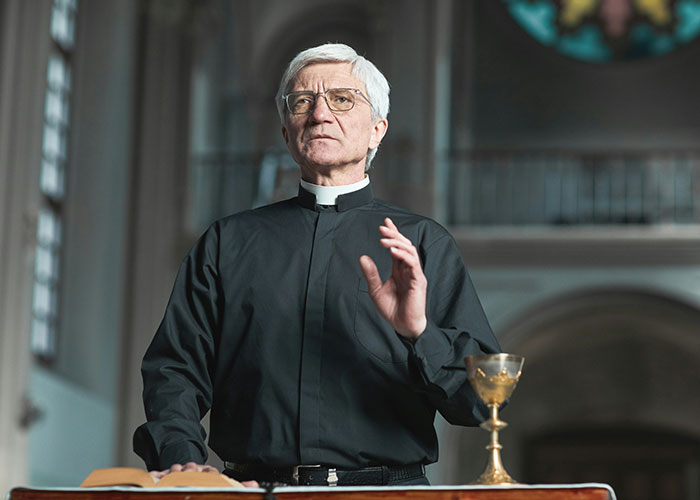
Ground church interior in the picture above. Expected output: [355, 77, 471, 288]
[1, 1, 700, 499]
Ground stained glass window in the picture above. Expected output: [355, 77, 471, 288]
[503, 0, 700, 62]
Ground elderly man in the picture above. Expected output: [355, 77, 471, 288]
[134, 43, 500, 487]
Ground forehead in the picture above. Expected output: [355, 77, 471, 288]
[291, 62, 366, 92]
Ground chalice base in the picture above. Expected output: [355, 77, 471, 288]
[471, 464, 518, 485]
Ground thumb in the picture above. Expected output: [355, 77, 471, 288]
[359, 255, 383, 294]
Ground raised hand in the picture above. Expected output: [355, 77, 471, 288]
[359, 217, 427, 340]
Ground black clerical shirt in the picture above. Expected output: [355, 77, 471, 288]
[133, 184, 501, 471]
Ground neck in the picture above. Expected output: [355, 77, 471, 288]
[300, 164, 366, 186]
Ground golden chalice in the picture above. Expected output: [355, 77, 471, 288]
[465, 353, 524, 485]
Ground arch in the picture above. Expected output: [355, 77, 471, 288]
[498, 287, 700, 356]
[497, 287, 700, 434]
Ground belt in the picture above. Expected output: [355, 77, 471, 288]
[224, 462, 425, 486]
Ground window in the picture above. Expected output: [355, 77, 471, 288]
[503, 0, 700, 63]
[30, 0, 77, 360]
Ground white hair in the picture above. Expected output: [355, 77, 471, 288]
[276, 43, 390, 169]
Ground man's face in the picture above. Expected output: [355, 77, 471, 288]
[281, 63, 387, 181]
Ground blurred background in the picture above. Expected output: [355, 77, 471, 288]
[1, 0, 700, 498]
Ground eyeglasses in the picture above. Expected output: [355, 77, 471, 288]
[282, 88, 372, 115]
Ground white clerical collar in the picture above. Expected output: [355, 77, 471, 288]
[299, 176, 370, 206]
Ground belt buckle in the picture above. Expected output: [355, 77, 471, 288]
[327, 468, 338, 487]
[292, 464, 321, 486]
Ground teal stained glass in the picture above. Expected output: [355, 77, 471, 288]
[503, 0, 700, 62]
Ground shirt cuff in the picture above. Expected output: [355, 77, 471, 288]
[157, 440, 208, 470]
[401, 320, 455, 385]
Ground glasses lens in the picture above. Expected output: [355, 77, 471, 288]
[287, 92, 314, 114]
[326, 89, 355, 111]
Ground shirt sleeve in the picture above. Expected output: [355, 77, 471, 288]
[132, 225, 221, 470]
[406, 232, 501, 426]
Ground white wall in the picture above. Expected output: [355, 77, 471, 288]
[28, 368, 116, 486]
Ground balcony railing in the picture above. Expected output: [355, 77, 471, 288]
[447, 150, 700, 226]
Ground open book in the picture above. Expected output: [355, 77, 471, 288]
[80, 467, 243, 488]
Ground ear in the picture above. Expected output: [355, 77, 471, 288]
[369, 119, 388, 150]
[281, 125, 289, 144]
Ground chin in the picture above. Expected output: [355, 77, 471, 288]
[301, 153, 344, 169]
[296, 149, 366, 171]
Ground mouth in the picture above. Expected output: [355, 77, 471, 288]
[308, 134, 335, 140]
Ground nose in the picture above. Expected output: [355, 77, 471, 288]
[309, 93, 333, 122]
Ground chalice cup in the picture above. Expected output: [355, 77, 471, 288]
[465, 353, 524, 485]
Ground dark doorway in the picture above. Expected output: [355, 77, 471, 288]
[524, 428, 700, 500]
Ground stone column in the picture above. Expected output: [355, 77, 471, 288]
[117, 0, 196, 467]
[0, 0, 52, 492]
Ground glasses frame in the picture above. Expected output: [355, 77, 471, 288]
[282, 88, 373, 115]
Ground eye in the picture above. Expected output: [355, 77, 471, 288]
[288, 92, 315, 113]
[328, 90, 355, 109]
[291, 94, 313, 105]
[330, 91, 349, 101]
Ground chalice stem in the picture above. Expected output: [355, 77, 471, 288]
[472, 403, 517, 485]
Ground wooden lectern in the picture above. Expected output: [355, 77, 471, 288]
[9, 484, 616, 500]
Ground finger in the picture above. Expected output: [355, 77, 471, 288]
[383, 217, 412, 242]
[202, 465, 219, 474]
[389, 246, 414, 263]
[359, 255, 383, 293]
[170, 464, 183, 472]
[149, 470, 167, 479]
[380, 237, 419, 257]
[385, 240, 421, 267]
[184, 462, 199, 471]
[379, 222, 411, 245]
[380, 231, 414, 252]
[242, 480, 260, 488]
[389, 247, 425, 276]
